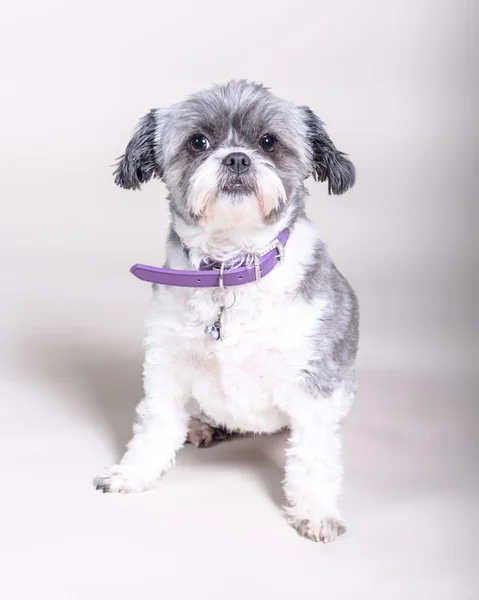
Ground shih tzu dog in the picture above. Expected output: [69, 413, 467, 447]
[95, 81, 359, 543]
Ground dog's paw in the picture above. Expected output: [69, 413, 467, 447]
[287, 509, 346, 543]
[94, 464, 159, 494]
[295, 517, 346, 543]
[187, 418, 231, 448]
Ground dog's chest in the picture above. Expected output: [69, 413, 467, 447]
[181, 283, 315, 431]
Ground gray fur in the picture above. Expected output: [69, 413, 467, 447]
[296, 238, 330, 303]
[302, 107, 356, 195]
[160, 81, 310, 225]
[295, 239, 359, 397]
[167, 226, 182, 248]
[114, 109, 162, 190]
[113, 81, 355, 224]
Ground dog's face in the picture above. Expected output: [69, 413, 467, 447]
[114, 81, 355, 230]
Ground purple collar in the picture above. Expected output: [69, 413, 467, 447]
[130, 229, 289, 288]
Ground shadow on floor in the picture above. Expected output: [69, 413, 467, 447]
[24, 332, 286, 508]
[26, 334, 142, 455]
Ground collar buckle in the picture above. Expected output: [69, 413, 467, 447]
[273, 238, 285, 265]
[253, 254, 261, 281]
[252, 237, 285, 282]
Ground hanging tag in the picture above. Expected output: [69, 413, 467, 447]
[204, 288, 236, 342]
[204, 262, 236, 342]
[205, 305, 225, 341]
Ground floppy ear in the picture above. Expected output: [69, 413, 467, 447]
[302, 107, 355, 195]
[113, 109, 164, 190]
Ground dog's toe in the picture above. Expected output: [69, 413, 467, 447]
[290, 515, 346, 543]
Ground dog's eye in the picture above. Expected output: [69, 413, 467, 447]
[189, 134, 210, 153]
[259, 134, 278, 152]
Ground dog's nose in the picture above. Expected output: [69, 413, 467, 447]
[223, 152, 251, 174]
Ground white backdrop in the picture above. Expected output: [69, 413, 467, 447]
[1, 1, 477, 598]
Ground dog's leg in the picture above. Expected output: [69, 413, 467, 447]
[95, 344, 189, 494]
[280, 387, 346, 543]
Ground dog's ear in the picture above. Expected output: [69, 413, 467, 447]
[113, 109, 166, 190]
[301, 107, 355, 195]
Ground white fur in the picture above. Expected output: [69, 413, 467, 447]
[95, 216, 352, 541]
[186, 147, 285, 225]
[186, 153, 222, 217]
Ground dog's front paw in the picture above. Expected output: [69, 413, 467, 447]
[94, 464, 159, 494]
[295, 517, 346, 543]
[286, 508, 346, 543]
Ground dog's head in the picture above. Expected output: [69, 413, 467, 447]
[114, 81, 355, 231]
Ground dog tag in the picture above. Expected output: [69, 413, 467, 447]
[204, 286, 236, 342]
[204, 306, 225, 341]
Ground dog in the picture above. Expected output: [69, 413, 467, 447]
[95, 81, 359, 543]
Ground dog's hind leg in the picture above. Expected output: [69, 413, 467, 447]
[185, 397, 232, 448]
[186, 418, 232, 448]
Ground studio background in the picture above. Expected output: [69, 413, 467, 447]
[1, 1, 477, 598]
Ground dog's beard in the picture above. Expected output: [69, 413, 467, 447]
[254, 162, 287, 218]
[186, 153, 286, 226]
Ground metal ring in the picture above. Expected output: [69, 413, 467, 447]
[212, 287, 236, 309]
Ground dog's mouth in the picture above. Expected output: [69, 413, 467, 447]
[222, 175, 256, 194]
